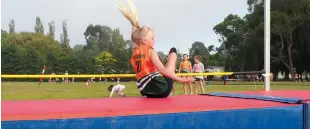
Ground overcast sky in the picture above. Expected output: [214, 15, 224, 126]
[1, 0, 249, 54]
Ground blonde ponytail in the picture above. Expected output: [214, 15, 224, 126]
[116, 0, 140, 28]
[117, 0, 153, 46]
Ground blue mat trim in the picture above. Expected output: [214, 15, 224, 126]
[205, 92, 303, 104]
[303, 102, 310, 129]
[1, 106, 303, 129]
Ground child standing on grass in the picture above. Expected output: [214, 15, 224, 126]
[108, 84, 126, 98]
[178, 54, 193, 95]
[193, 55, 205, 94]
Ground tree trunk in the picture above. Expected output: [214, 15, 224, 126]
[284, 69, 290, 80]
[270, 34, 292, 81]
[274, 71, 278, 81]
[287, 36, 295, 81]
[240, 61, 244, 72]
[274, 68, 279, 81]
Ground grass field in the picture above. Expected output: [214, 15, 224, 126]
[1, 81, 310, 100]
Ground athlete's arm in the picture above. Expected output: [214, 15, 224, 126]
[201, 63, 205, 78]
[109, 88, 115, 98]
[192, 64, 195, 73]
[150, 49, 186, 83]
[189, 62, 193, 72]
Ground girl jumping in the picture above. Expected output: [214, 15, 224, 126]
[116, 0, 192, 98]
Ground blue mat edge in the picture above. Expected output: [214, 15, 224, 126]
[1, 105, 304, 129]
[201, 92, 303, 104]
[202, 92, 310, 129]
[303, 102, 310, 129]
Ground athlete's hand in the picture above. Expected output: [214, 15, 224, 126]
[181, 78, 193, 83]
[187, 78, 194, 83]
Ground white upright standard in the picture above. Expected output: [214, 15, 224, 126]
[264, 0, 271, 91]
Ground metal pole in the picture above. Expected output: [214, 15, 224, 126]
[264, 0, 271, 91]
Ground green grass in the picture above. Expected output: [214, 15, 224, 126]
[1, 81, 310, 100]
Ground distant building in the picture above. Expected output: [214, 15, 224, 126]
[205, 66, 225, 72]
[205, 66, 225, 79]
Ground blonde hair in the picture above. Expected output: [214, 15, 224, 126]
[194, 55, 202, 61]
[116, 0, 140, 28]
[131, 27, 153, 44]
[116, 0, 153, 45]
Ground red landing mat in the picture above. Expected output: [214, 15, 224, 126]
[2, 90, 302, 121]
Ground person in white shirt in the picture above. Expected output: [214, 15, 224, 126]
[192, 55, 205, 94]
[117, 78, 120, 84]
[65, 71, 68, 83]
[108, 84, 126, 98]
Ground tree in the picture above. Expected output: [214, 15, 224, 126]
[34, 17, 44, 35]
[9, 19, 15, 34]
[1, 30, 9, 44]
[211, 0, 310, 80]
[45, 50, 58, 73]
[72, 48, 96, 74]
[270, 0, 310, 80]
[1, 43, 27, 74]
[110, 29, 126, 53]
[1, 28, 71, 76]
[175, 49, 184, 70]
[124, 40, 135, 73]
[73, 44, 84, 52]
[94, 51, 117, 73]
[25, 47, 42, 74]
[189, 41, 210, 63]
[213, 14, 251, 71]
[293, 21, 310, 80]
[60, 20, 70, 48]
[207, 45, 215, 53]
[83, 24, 112, 52]
[47, 20, 55, 39]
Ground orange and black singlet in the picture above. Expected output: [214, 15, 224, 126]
[180, 61, 191, 73]
[130, 45, 160, 91]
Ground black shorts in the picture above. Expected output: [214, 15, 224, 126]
[140, 76, 173, 98]
[194, 77, 203, 81]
